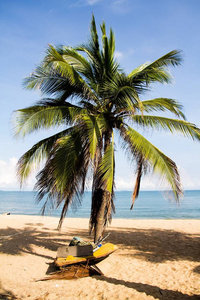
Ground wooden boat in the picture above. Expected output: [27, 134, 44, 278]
[55, 243, 117, 269]
[37, 237, 117, 281]
[39, 264, 103, 281]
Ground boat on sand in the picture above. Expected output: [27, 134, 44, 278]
[39, 236, 117, 280]
[55, 242, 118, 268]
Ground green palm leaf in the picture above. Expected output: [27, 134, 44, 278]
[140, 98, 186, 119]
[35, 127, 90, 228]
[98, 132, 115, 192]
[48, 45, 94, 79]
[77, 16, 103, 82]
[13, 104, 81, 137]
[17, 128, 70, 185]
[100, 22, 119, 79]
[23, 65, 68, 95]
[132, 115, 200, 140]
[101, 73, 143, 113]
[14, 15, 200, 241]
[120, 125, 182, 199]
[80, 114, 106, 159]
[42, 45, 83, 86]
[128, 50, 182, 87]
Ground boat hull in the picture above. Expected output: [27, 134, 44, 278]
[55, 243, 117, 268]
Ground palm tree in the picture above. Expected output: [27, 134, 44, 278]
[13, 16, 200, 242]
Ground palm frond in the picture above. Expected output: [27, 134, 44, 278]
[24, 62, 98, 104]
[128, 50, 182, 87]
[100, 22, 119, 79]
[90, 14, 101, 54]
[100, 73, 142, 112]
[23, 65, 68, 95]
[35, 127, 91, 228]
[132, 115, 200, 140]
[77, 16, 103, 82]
[43, 45, 100, 103]
[42, 45, 84, 87]
[140, 98, 186, 119]
[17, 128, 70, 185]
[53, 45, 94, 80]
[80, 114, 106, 159]
[120, 125, 183, 199]
[78, 15, 119, 85]
[131, 155, 143, 209]
[98, 132, 115, 192]
[13, 104, 81, 137]
[24, 48, 96, 103]
[109, 28, 115, 58]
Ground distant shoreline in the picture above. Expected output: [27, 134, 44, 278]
[1, 212, 200, 220]
[1, 190, 200, 219]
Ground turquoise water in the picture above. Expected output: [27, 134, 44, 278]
[0, 190, 200, 219]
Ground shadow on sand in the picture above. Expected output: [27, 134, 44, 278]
[0, 224, 200, 299]
[193, 265, 200, 274]
[94, 276, 200, 300]
[0, 281, 17, 300]
[107, 227, 200, 263]
[0, 225, 200, 262]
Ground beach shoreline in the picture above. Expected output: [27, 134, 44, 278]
[0, 215, 200, 299]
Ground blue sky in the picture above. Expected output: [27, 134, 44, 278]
[0, 0, 200, 191]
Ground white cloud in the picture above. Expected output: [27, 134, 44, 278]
[114, 48, 135, 64]
[178, 165, 200, 190]
[72, 0, 102, 6]
[85, 0, 101, 4]
[115, 174, 160, 191]
[0, 158, 18, 188]
[114, 50, 124, 61]
[0, 158, 36, 191]
[114, 166, 200, 192]
[115, 176, 133, 190]
[110, 0, 131, 14]
[1, 158, 199, 192]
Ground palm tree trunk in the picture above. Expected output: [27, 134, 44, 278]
[90, 187, 112, 243]
[90, 130, 113, 243]
[131, 155, 143, 209]
[93, 191, 108, 243]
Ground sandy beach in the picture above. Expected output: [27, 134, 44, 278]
[0, 215, 200, 300]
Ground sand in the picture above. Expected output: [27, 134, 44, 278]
[0, 215, 200, 300]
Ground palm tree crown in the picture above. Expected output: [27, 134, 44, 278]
[13, 15, 200, 241]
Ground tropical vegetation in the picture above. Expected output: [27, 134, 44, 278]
[13, 16, 200, 241]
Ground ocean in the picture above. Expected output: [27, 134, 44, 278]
[0, 190, 200, 219]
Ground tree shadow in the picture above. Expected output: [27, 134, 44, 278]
[0, 225, 199, 264]
[193, 265, 200, 274]
[0, 226, 91, 259]
[106, 227, 200, 263]
[1, 225, 200, 299]
[94, 276, 200, 300]
[25, 222, 44, 226]
[0, 281, 17, 299]
[0, 227, 67, 259]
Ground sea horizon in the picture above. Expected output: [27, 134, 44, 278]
[0, 190, 200, 220]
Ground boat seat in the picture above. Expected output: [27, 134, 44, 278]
[57, 244, 93, 258]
